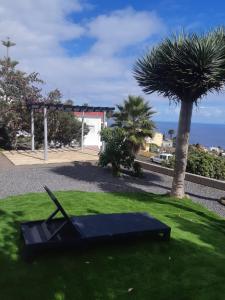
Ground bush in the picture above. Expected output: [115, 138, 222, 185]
[164, 148, 225, 180]
[0, 123, 11, 149]
[99, 127, 142, 176]
[133, 161, 143, 177]
[149, 143, 159, 153]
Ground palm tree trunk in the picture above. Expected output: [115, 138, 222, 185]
[170, 101, 193, 198]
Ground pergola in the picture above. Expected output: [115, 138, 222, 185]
[27, 102, 115, 161]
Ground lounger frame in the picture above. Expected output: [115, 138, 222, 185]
[20, 186, 171, 260]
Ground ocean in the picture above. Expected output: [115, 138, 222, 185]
[156, 121, 225, 149]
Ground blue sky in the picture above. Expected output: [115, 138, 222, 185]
[0, 0, 225, 124]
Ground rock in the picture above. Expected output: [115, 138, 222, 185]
[218, 198, 225, 206]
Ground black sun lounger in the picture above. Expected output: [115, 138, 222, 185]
[20, 186, 171, 259]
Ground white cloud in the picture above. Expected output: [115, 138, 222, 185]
[0, 1, 224, 123]
[0, 0, 85, 59]
[193, 105, 225, 119]
[88, 7, 165, 56]
[0, 1, 165, 106]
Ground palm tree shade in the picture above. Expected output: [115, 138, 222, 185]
[134, 28, 225, 198]
[113, 95, 155, 154]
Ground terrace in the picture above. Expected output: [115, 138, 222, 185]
[2, 147, 98, 165]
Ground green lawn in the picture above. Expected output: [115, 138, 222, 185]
[0, 191, 225, 300]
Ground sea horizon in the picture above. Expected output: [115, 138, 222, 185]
[155, 121, 225, 149]
[155, 120, 225, 125]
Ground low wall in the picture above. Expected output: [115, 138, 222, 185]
[136, 160, 225, 191]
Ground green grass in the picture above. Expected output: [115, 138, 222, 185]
[0, 191, 225, 300]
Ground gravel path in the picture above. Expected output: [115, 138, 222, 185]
[0, 158, 225, 218]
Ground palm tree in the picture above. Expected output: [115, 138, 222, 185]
[2, 37, 16, 59]
[113, 95, 155, 155]
[134, 28, 225, 198]
[168, 129, 175, 140]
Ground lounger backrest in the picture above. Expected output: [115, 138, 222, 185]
[43, 186, 82, 239]
[43, 185, 74, 225]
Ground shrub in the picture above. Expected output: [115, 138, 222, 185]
[149, 143, 159, 153]
[99, 127, 142, 176]
[164, 148, 225, 180]
[133, 161, 143, 177]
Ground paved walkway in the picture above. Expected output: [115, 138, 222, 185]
[0, 155, 225, 217]
[2, 148, 98, 165]
[0, 152, 14, 169]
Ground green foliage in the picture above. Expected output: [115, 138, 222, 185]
[162, 156, 175, 168]
[133, 160, 143, 177]
[34, 90, 89, 147]
[54, 112, 87, 146]
[113, 95, 155, 154]
[100, 95, 154, 176]
[0, 57, 43, 149]
[34, 111, 88, 148]
[187, 149, 225, 180]
[149, 143, 159, 153]
[134, 28, 225, 103]
[164, 148, 225, 180]
[0, 122, 10, 149]
[16, 136, 31, 150]
[0, 59, 88, 149]
[99, 127, 141, 176]
[0, 58, 43, 101]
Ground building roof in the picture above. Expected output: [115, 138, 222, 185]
[74, 111, 104, 119]
[27, 102, 114, 112]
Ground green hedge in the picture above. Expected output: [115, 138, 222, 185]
[164, 149, 225, 180]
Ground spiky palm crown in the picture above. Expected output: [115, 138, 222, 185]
[134, 28, 225, 103]
[113, 95, 155, 151]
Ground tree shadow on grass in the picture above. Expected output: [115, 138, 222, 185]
[0, 209, 23, 261]
[109, 192, 225, 228]
[0, 203, 225, 300]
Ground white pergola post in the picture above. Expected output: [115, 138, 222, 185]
[44, 106, 48, 161]
[31, 108, 35, 151]
[102, 111, 106, 152]
[81, 110, 84, 151]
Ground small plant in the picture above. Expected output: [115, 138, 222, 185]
[99, 127, 142, 176]
[149, 143, 159, 153]
[133, 161, 143, 177]
[112, 95, 155, 155]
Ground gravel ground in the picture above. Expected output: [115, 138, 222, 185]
[0, 158, 225, 218]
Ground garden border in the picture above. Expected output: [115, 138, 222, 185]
[136, 160, 225, 191]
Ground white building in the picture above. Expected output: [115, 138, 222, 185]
[209, 146, 220, 153]
[162, 139, 173, 148]
[146, 132, 163, 147]
[74, 111, 105, 149]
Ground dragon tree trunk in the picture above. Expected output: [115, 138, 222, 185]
[170, 101, 193, 198]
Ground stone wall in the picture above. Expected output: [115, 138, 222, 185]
[136, 160, 225, 191]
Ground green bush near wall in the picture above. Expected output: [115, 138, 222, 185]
[164, 148, 225, 180]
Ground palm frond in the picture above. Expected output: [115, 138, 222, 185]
[112, 95, 156, 153]
[133, 27, 225, 103]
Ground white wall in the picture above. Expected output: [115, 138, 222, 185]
[78, 117, 102, 148]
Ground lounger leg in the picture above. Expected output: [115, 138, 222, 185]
[21, 246, 36, 263]
[162, 231, 170, 241]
